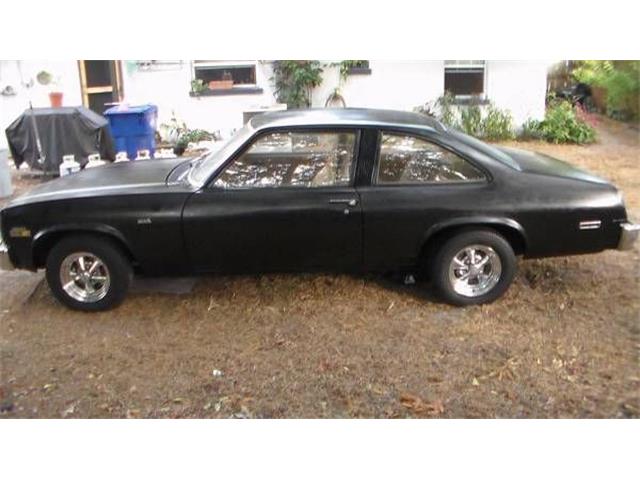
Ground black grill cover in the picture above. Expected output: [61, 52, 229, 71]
[5, 106, 116, 172]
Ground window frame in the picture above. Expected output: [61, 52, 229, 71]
[371, 129, 491, 187]
[192, 60, 259, 88]
[443, 60, 487, 100]
[206, 126, 362, 191]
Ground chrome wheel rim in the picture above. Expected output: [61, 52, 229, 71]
[59, 252, 110, 303]
[448, 244, 502, 297]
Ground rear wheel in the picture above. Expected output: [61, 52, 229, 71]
[431, 229, 516, 306]
[45, 235, 132, 311]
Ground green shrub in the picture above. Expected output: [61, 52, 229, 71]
[175, 128, 216, 152]
[520, 118, 544, 141]
[520, 101, 596, 144]
[459, 104, 483, 137]
[573, 60, 640, 120]
[414, 94, 515, 141]
[481, 106, 515, 141]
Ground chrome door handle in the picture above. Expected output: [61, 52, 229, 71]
[329, 198, 358, 207]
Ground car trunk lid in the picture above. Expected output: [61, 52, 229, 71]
[497, 146, 609, 184]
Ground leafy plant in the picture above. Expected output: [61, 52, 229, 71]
[272, 61, 324, 108]
[481, 105, 515, 141]
[190, 79, 208, 95]
[36, 70, 53, 86]
[573, 60, 640, 120]
[459, 103, 483, 137]
[415, 93, 514, 141]
[414, 92, 457, 127]
[520, 100, 596, 144]
[338, 60, 369, 80]
[519, 118, 544, 141]
[172, 128, 217, 156]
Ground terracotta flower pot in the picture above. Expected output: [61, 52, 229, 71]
[208, 80, 233, 90]
[49, 91, 63, 107]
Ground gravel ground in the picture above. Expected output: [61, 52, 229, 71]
[1, 116, 638, 418]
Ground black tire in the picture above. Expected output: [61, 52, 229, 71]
[430, 229, 516, 306]
[45, 234, 132, 311]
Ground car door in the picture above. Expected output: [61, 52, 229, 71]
[182, 128, 363, 274]
[357, 129, 493, 271]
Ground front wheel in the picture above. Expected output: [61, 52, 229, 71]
[431, 229, 517, 306]
[46, 235, 132, 311]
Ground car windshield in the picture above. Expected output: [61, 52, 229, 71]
[188, 124, 255, 186]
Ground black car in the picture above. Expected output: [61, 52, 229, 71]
[1, 108, 638, 311]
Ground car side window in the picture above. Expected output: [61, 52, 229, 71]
[376, 132, 486, 184]
[213, 130, 357, 189]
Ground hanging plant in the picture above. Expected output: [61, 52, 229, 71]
[272, 61, 324, 108]
[338, 60, 369, 81]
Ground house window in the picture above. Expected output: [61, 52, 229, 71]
[444, 60, 486, 97]
[193, 61, 257, 87]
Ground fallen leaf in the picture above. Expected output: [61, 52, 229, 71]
[399, 393, 444, 415]
[126, 409, 141, 419]
[62, 404, 76, 417]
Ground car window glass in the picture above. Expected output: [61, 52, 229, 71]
[376, 133, 486, 184]
[213, 130, 356, 188]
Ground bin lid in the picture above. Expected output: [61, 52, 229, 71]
[104, 104, 157, 116]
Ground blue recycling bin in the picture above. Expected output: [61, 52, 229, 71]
[104, 104, 157, 160]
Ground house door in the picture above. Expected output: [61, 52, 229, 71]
[78, 60, 123, 114]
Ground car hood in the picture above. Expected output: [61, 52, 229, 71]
[7, 158, 190, 207]
[497, 146, 609, 184]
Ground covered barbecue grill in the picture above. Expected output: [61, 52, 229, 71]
[5, 106, 116, 173]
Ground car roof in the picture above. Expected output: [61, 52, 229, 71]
[248, 108, 446, 132]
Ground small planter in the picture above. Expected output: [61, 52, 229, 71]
[208, 80, 233, 90]
[347, 66, 372, 75]
[49, 91, 63, 107]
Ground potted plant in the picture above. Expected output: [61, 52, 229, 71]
[190, 79, 208, 96]
[341, 60, 371, 76]
[209, 71, 234, 90]
[36, 70, 64, 107]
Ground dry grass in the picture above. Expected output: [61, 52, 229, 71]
[1, 116, 638, 418]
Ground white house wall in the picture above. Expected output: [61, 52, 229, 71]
[313, 61, 445, 111]
[2, 60, 549, 150]
[485, 61, 548, 126]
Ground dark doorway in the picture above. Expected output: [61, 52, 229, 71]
[78, 60, 123, 114]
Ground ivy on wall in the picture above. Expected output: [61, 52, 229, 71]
[272, 61, 324, 108]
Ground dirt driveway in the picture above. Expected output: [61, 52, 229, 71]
[1, 117, 638, 418]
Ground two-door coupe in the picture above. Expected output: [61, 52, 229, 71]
[1, 108, 638, 311]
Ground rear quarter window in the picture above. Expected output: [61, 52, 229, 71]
[376, 132, 486, 184]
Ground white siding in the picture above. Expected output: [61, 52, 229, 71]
[1, 60, 549, 150]
[485, 61, 548, 127]
[312, 61, 445, 111]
